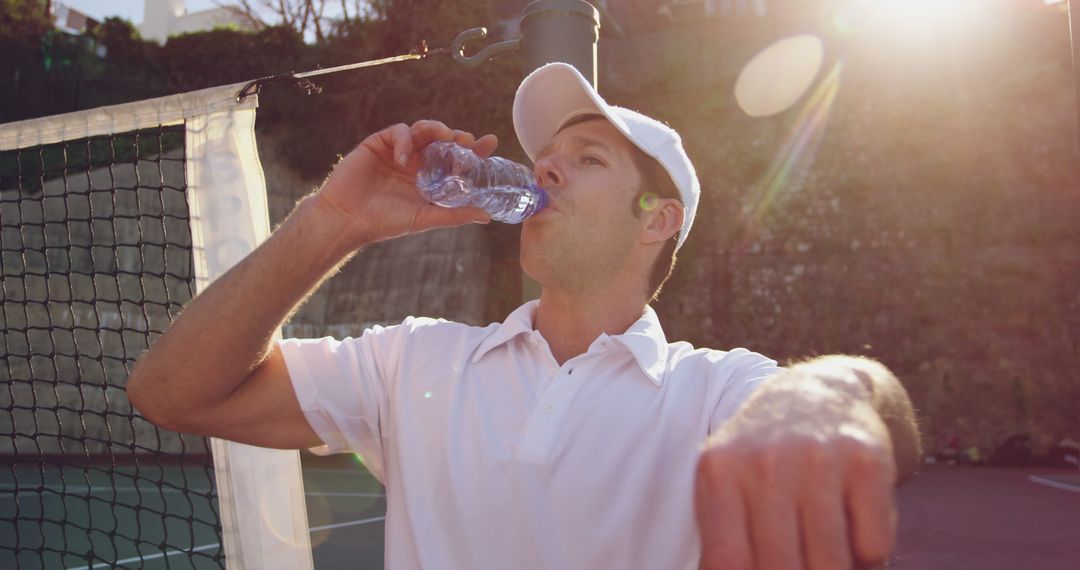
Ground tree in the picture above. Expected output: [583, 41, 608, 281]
[88, 16, 153, 65]
[1, 0, 56, 120]
[220, 0, 341, 43]
[0, 0, 52, 43]
[366, 0, 492, 54]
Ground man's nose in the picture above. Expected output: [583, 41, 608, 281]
[534, 156, 563, 188]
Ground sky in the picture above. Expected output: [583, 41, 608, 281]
[61, 0, 222, 25]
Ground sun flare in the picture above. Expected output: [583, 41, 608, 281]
[844, 0, 987, 37]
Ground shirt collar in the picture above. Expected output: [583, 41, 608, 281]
[471, 301, 541, 364]
[611, 305, 670, 387]
[471, 301, 671, 388]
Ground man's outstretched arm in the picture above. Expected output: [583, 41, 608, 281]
[125, 121, 495, 449]
[695, 355, 921, 570]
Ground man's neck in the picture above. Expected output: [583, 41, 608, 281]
[534, 287, 648, 366]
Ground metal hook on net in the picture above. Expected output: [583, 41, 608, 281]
[236, 74, 322, 102]
[450, 27, 521, 67]
[235, 27, 520, 102]
[235, 39, 434, 102]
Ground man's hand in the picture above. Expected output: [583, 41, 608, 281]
[695, 357, 918, 570]
[127, 119, 499, 444]
[316, 120, 499, 248]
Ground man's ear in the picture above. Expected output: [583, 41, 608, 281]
[641, 199, 684, 245]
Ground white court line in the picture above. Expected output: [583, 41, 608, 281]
[306, 492, 385, 498]
[67, 542, 221, 570]
[302, 468, 381, 476]
[64, 515, 387, 570]
[309, 515, 387, 532]
[1028, 475, 1080, 494]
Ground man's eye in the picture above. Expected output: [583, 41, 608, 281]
[581, 155, 604, 166]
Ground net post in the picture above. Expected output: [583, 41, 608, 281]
[519, 0, 600, 84]
[184, 92, 315, 570]
[517, 0, 600, 301]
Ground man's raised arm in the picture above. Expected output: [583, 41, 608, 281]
[125, 121, 495, 449]
[695, 355, 921, 570]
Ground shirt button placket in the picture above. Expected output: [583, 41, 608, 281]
[544, 366, 573, 417]
[517, 362, 582, 463]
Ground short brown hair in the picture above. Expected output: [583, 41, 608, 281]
[557, 114, 683, 301]
[628, 148, 680, 301]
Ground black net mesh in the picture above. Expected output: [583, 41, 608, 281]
[0, 125, 224, 568]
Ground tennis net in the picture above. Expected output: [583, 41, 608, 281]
[0, 122, 225, 569]
[1, 84, 312, 569]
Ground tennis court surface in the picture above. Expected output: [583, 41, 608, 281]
[0, 454, 386, 569]
[893, 465, 1080, 569]
[4, 455, 1079, 568]
[311, 461, 1080, 569]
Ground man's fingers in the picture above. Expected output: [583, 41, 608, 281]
[384, 122, 414, 167]
[450, 131, 499, 158]
[747, 466, 803, 570]
[409, 119, 455, 145]
[695, 456, 752, 570]
[452, 129, 476, 148]
[407, 121, 499, 163]
[799, 466, 852, 570]
[402, 120, 455, 168]
[845, 449, 897, 566]
[472, 134, 499, 158]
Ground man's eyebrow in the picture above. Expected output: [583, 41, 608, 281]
[535, 136, 615, 162]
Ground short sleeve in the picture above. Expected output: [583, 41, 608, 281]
[708, 348, 784, 434]
[277, 320, 419, 483]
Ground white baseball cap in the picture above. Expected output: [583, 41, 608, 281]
[513, 62, 700, 251]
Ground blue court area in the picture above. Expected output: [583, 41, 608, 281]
[0, 456, 386, 569]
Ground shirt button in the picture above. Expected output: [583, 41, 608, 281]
[544, 404, 554, 414]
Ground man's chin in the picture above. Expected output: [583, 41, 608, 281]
[518, 252, 538, 281]
[518, 245, 548, 286]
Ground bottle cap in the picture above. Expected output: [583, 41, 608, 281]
[531, 185, 549, 214]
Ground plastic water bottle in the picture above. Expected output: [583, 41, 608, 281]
[416, 142, 548, 223]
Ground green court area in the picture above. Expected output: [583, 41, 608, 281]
[302, 456, 387, 570]
[0, 456, 386, 569]
[0, 461, 221, 569]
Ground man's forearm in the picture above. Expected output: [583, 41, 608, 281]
[773, 355, 922, 482]
[126, 193, 365, 426]
[697, 355, 920, 568]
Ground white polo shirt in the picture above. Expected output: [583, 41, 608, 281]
[278, 301, 781, 569]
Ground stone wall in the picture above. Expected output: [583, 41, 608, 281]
[639, 2, 1080, 454]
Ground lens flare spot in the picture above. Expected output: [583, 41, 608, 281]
[424, 390, 433, 399]
[735, 35, 824, 117]
[739, 61, 844, 250]
[832, 5, 858, 35]
[638, 192, 659, 212]
[304, 492, 333, 549]
[258, 470, 315, 549]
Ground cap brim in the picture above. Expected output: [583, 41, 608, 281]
[513, 63, 699, 252]
[514, 64, 609, 161]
